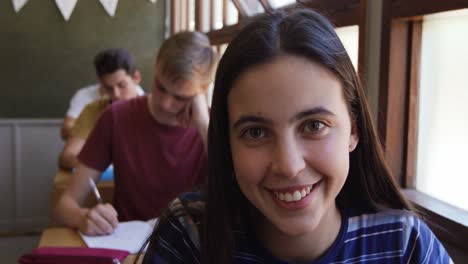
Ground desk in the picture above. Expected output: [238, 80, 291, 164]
[38, 228, 141, 264]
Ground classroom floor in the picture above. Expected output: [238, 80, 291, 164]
[0, 235, 39, 264]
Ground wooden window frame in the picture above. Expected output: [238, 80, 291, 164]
[174, 0, 363, 48]
[259, 0, 273, 12]
[378, 0, 468, 252]
[207, 0, 363, 45]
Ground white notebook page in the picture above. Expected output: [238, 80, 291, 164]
[79, 219, 157, 254]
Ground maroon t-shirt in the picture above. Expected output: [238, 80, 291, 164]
[78, 96, 207, 221]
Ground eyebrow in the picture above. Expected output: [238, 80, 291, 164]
[232, 116, 273, 129]
[232, 107, 335, 129]
[292, 107, 335, 122]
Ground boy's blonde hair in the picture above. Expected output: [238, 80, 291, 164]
[156, 31, 217, 89]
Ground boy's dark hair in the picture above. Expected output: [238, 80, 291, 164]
[93, 48, 136, 77]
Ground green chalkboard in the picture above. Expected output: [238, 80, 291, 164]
[0, 0, 165, 118]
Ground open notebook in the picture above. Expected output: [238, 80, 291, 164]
[79, 218, 158, 254]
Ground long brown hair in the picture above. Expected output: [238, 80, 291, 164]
[203, 8, 413, 264]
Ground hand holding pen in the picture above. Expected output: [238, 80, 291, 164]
[88, 177, 103, 204]
[78, 178, 119, 236]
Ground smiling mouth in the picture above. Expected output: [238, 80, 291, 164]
[271, 180, 322, 203]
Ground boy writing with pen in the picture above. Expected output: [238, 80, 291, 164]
[53, 31, 217, 236]
[88, 178, 103, 205]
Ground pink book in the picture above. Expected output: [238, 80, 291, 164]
[18, 246, 129, 264]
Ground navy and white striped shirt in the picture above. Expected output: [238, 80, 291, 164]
[144, 193, 453, 264]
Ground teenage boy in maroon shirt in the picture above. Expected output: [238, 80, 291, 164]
[54, 31, 217, 236]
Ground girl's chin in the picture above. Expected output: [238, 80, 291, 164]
[265, 213, 323, 238]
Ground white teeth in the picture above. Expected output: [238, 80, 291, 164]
[300, 189, 306, 197]
[279, 193, 285, 201]
[293, 191, 301, 201]
[274, 185, 314, 203]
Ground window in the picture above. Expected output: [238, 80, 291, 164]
[169, 0, 362, 106]
[416, 8, 468, 211]
[237, 0, 265, 16]
[269, 0, 296, 9]
[213, 0, 239, 29]
[225, 0, 239, 26]
[213, 0, 224, 30]
[188, 0, 195, 30]
[335, 25, 359, 70]
[374, 0, 468, 255]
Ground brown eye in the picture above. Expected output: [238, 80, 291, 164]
[242, 127, 266, 139]
[303, 120, 325, 133]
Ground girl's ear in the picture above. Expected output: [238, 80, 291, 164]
[349, 121, 359, 152]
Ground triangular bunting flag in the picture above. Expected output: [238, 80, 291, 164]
[100, 0, 118, 17]
[12, 0, 28, 12]
[55, 0, 78, 21]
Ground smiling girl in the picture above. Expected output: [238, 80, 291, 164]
[141, 9, 452, 264]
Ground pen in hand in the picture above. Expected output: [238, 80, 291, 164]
[83, 177, 118, 235]
[88, 177, 103, 204]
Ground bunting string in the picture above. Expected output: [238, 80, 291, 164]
[11, 0, 157, 21]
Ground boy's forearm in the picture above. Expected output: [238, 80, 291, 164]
[58, 152, 78, 170]
[54, 194, 89, 229]
[58, 138, 85, 170]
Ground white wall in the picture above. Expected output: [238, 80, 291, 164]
[0, 119, 63, 233]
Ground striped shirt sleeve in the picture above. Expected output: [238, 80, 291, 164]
[403, 217, 453, 264]
[143, 198, 201, 264]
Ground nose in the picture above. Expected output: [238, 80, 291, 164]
[159, 93, 175, 111]
[110, 86, 121, 100]
[270, 135, 306, 179]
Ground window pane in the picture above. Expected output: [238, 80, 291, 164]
[226, 0, 239, 26]
[269, 0, 295, 9]
[238, 0, 265, 16]
[417, 8, 468, 211]
[180, 0, 187, 31]
[335, 25, 359, 70]
[213, 0, 223, 30]
[188, 0, 195, 31]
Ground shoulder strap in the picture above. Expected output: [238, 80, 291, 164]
[167, 197, 204, 250]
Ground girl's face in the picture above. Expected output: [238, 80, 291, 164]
[228, 54, 358, 240]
